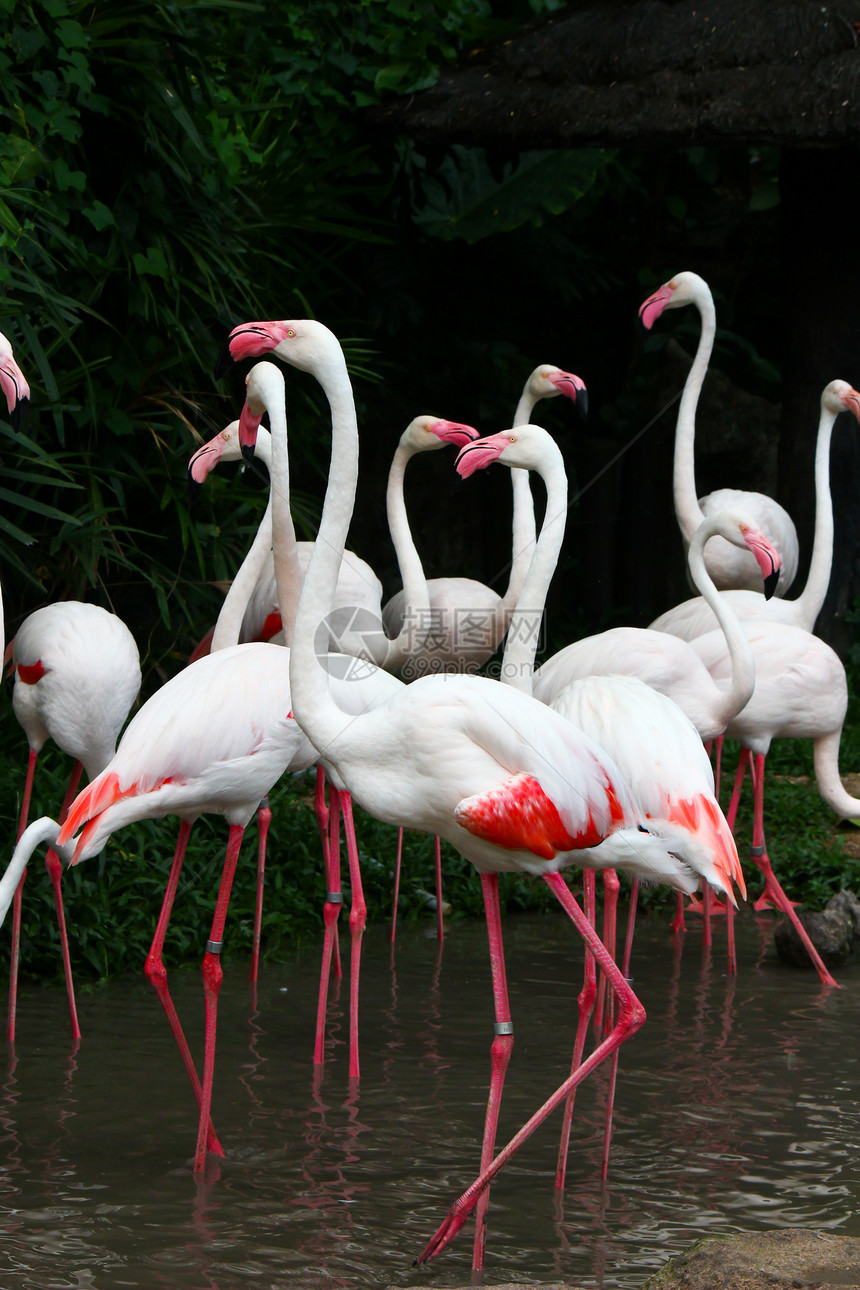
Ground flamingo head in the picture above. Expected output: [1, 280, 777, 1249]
[527, 365, 588, 418]
[735, 519, 782, 600]
[215, 318, 342, 381]
[455, 423, 556, 479]
[187, 420, 242, 497]
[237, 360, 287, 462]
[638, 271, 707, 330]
[0, 332, 30, 431]
[401, 416, 478, 453]
[823, 379, 860, 424]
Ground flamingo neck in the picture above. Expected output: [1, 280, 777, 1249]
[501, 445, 568, 695]
[384, 441, 432, 667]
[813, 730, 860, 818]
[289, 349, 358, 752]
[687, 521, 756, 725]
[0, 818, 64, 925]
[265, 393, 303, 648]
[673, 287, 715, 544]
[791, 405, 837, 629]
[211, 431, 277, 652]
[497, 389, 539, 623]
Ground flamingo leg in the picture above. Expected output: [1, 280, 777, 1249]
[415, 869, 646, 1266]
[195, 823, 245, 1172]
[601, 877, 639, 1180]
[670, 891, 687, 935]
[594, 868, 618, 1036]
[43, 760, 84, 1041]
[472, 872, 514, 1272]
[555, 869, 597, 1192]
[313, 776, 343, 1066]
[7, 748, 39, 1043]
[337, 788, 366, 1081]
[144, 820, 224, 1158]
[749, 754, 839, 988]
[434, 835, 445, 942]
[390, 828, 404, 945]
[249, 796, 271, 985]
[725, 746, 749, 834]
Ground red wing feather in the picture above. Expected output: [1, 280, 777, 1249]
[455, 772, 612, 861]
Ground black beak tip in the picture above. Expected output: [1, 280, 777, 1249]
[10, 396, 29, 432]
[763, 567, 780, 601]
[214, 345, 234, 382]
[241, 443, 256, 465]
[576, 388, 588, 420]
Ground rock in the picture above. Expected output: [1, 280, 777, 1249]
[773, 901, 855, 969]
[826, 888, 860, 938]
[641, 1228, 860, 1289]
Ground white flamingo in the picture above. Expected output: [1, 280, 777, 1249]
[216, 315, 742, 1270]
[7, 602, 141, 1042]
[649, 380, 860, 639]
[640, 270, 798, 593]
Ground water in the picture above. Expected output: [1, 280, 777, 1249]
[1, 907, 860, 1289]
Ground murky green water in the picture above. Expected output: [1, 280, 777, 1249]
[1, 904, 859, 1288]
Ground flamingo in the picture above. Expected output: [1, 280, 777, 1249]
[649, 380, 860, 639]
[532, 512, 780, 744]
[188, 421, 386, 656]
[640, 271, 798, 594]
[0, 329, 30, 432]
[455, 424, 744, 1193]
[690, 617, 860, 988]
[381, 365, 586, 678]
[7, 602, 141, 1043]
[216, 315, 742, 1269]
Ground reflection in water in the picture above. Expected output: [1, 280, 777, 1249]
[0, 911, 859, 1287]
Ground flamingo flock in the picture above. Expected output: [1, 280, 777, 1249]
[0, 278, 858, 1271]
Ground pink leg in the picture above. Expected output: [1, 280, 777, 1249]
[472, 873, 514, 1272]
[249, 797, 271, 985]
[144, 820, 223, 1158]
[7, 749, 39, 1043]
[43, 761, 84, 1041]
[725, 746, 750, 834]
[390, 828, 404, 944]
[749, 754, 839, 988]
[313, 780, 343, 1066]
[594, 869, 618, 1037]
[434, 836, 444, 943]
[195, 823, 245, 1173]
[726, 895, 737, 976]
[416, 870, 646, 1266]
[671, 891, 687, 935]
[338, 789, 366, 1081]
[315, 767, 341, 980]
[601, 878, 639, 1179]
[555, 869, 597, 1192]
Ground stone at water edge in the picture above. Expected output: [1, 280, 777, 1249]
[641, 1229, 860, 1289]
[774, 888, 860, 969]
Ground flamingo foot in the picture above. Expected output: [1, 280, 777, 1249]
[686, 896, 728, 918]
[415, 1196, 474, 1266]
[754, 889, 801, 913]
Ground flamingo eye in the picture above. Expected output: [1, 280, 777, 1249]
[286, 328, 296, 338]
[508, 435, 517, 443]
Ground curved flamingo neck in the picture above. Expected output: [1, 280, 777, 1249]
[384, 440, 433, 667]
[790, 403, 838, 629]
[211, 429, 276, 652]
[673, 285, 716, 545]
[501, 438, 568, 695]
[813, 730, 860, 817]
[687, 519, 756, 725]
[289, 345, 358, 751]
[496, 389, 539, 623]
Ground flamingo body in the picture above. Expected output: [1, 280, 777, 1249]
[12, 602, 141, 776]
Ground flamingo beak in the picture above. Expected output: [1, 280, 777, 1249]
[431, 420, 479, 448]
[238, 401, 262, 463]
[548, 372, 588, 419]
[214, 322, 285, 380]
[455, 433, 509, 478]
[638, 284, 674, 332]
